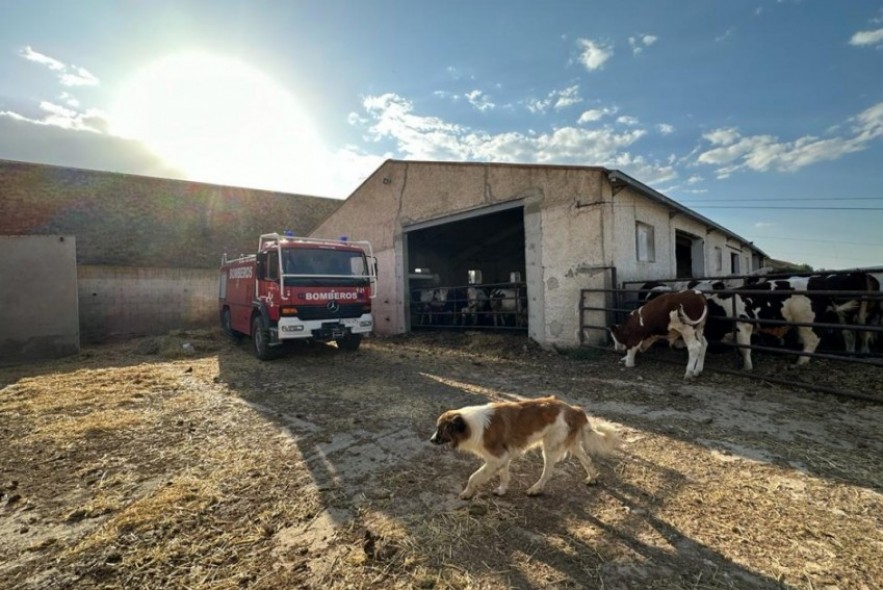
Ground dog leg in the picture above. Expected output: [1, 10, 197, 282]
[494, 460, 512, 496]
[461, 459, 504, 500]
[527, 446, 566, 496]
[571, 443, 599, 485]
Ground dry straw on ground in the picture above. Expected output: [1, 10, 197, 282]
[2, 330, 882, 589]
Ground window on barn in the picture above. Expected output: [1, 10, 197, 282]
[636, 222, 655, 262]
[730, 252, 740, 274]
[714, 247, 723, 272]
[468, 269, 483, 284]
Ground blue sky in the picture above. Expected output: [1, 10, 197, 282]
[1, 1, 882, 270]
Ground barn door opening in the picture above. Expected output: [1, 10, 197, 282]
[404, 203, 526, 331]
[675, 230, 704, 279]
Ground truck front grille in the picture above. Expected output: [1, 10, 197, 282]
[296, 304, 365, 321]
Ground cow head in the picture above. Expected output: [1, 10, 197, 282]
[609, 326, 626, 351]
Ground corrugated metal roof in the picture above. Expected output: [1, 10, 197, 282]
[607, 169, 768, 259]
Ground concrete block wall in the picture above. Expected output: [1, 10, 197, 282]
[0, 159, 340, 268]
[0, 159, 344, 352]
[0, 235, 79, 364]
[78, 266, 218, 343]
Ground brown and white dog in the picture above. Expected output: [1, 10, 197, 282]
[430, 396, 621, 499]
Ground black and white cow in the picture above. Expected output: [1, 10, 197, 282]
[635, 273, 878, 368]
[489, 287, 527, 327]
[460, 286, 490, 325]
[806, 272, 881, 354]
[414, 287, 450, 325]
[702, 278, 819, 370]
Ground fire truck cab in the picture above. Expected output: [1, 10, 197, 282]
[219, 232, 376, 359]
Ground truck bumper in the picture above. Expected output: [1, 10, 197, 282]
[275, 314, 373, 342]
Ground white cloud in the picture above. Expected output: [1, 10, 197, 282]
[347, 111, 368, 126]
[715, 28, 735, 43]
[362, 93, 466, 159]
[356, 92, 678, 186]
[526, 85, 582, 114]
[17, 45, 100, 87]
[577, 38, 614, 70]
[465, 89, 495, 112]
[2, 101, 109, 134]
[617, 116, 639, 126]
[0, 110, 181, 179]
[849, 28, 883, 47]
[60, 66, 99, 87]
[703, 127, 741, 146]
[754, 222, 777, 229]
[629, 34, 658, 54]
[553, 85, 582, 109]
[526, 97, 552, 114]
[656, 123, 675, 135]
[59, 92, 80, 108]
[852, 100, 883, 140]
[695, 101, 883, 177]
[578, 107, 616, 124]
[19, 46, 64, 70]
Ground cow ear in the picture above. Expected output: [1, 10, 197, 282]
[452, 415, 467, 433]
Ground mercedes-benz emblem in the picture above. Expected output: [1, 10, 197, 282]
[326, 300, 340, 313]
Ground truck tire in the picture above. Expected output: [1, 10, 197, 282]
[221, 309, 242, 342]
[252, 315, 275, 360]
[335, 333, 362, 352]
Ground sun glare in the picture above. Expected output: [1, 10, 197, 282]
[111, 52, 325, 193]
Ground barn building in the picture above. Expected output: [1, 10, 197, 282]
[1, 157, 767, 362]
[310, 160, 768, 348]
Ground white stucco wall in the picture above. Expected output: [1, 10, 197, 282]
[311, 160, 765, 349]
[607, 186, 759, 285]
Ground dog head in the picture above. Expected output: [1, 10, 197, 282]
[430, 411, 469, 447]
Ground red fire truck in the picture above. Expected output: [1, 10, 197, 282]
[219, 232, 376, 359]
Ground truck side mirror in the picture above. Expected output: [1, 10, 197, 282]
[255, 256, 265, 279]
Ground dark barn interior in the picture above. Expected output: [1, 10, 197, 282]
[406, 206, 526, 330]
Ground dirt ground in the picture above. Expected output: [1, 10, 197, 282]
[2, 330, 882, 590]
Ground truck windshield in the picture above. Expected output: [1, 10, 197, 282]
[281, 247, 370, 286]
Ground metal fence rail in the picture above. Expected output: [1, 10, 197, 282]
[410, 281, 528, 331]
[578, 267, 883, 401]
[580, 286, 883, 367]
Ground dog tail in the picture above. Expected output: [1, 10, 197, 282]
[581, 421, 622, 457]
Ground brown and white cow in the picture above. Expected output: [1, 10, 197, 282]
[609, 290, 708, 379]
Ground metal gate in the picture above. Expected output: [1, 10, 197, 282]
[410, 282, 528, 331]
[579, 267, 883, 402]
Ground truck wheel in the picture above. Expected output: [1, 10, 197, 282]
[252, 316, 275, 360]
[335, 333, 362, 352]
[221, 309, 242, 342]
